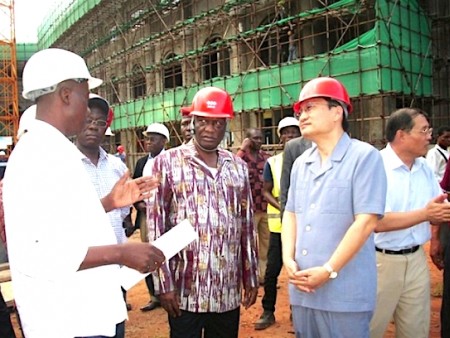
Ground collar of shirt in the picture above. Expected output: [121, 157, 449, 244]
[148, 149, 165, 161]
[382, 143, 425, 173]
[80, 146, 109, 165]
[305, 132, 351, 165]
[436, 144, 449, 154]
[180, 142, 234, 170]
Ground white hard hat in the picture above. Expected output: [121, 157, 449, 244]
[17, 105, 37, 139]
[277, 117, 299, 137]
[105, 127, 115, 136]
[143, 123, 170, 140]
[89, 93, 109, 114]
[22, 48, 103, 101]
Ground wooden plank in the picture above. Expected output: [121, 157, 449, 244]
[0, 281, 14, 307]
[0, 268, 11, 283]
[0, 262, 9, 271]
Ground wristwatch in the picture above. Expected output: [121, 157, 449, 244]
[323, 262, 338, 279]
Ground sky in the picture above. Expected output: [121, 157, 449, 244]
[15, 0, 66, 42]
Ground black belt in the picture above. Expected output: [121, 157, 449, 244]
[375, 245, 420, 255]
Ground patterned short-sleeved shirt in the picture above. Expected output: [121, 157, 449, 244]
[237, 149, 270, 212]
[147, 143, 259, 313]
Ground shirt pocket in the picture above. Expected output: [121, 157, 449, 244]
[320, 180, 351, 214]
[294, 181, 309, 213]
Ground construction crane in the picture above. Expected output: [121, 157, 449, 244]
[0, 0, 19, 155]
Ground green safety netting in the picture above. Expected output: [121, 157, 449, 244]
[16, 44, 38, 61]
[33, 0, 432, 130]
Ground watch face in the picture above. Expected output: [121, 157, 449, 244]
[330, 271, 338, 279]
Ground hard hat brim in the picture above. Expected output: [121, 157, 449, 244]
[88, 77, 103, 90]
[190, 111, 231, 119]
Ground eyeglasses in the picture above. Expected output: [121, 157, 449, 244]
[297, 102, 333, 115]
[85, 119, 107, 127]
[195, 117, 226, 130]
[410, 127, 433, 136]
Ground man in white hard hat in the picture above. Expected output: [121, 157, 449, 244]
[132, 122, 169, 312]
[254, 116, 300, 330]
[3, 48, 165, 338]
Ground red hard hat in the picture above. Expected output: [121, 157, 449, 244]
[293, 77, 352, 114]
[180, 106, 192, 117]
[106, 107, 114, 128]
[190, 87, 234, 119]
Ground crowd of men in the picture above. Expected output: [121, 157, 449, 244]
[1, 47, 450, 338]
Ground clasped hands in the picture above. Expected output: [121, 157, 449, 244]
[284, 259, 329, 293]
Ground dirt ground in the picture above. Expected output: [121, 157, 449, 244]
[9, 236, 443, 338]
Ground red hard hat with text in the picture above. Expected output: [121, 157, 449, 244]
[190, 87, 234, 119]
[293, 77, 353, 114]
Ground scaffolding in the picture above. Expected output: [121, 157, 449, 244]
[31, 0, 449, 161]
[0, 0, 19, 152]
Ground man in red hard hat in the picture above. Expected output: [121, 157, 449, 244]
[115, 144, 126, 163]
[282, 77, 387, 337]
[180, 106, 192, 144]
[147, 86, 259, 338]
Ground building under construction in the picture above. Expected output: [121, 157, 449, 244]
[4, 0, 450, 164]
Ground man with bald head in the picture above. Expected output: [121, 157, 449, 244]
[3, 48, 165, 338]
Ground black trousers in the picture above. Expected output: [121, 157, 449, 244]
[0, 289, 16, 338]
[262, 232, 283, 313]
[168, 308, 240, 338]
[145, 274, 159, 301]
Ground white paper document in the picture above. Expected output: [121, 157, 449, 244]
[120, 219, 198, 290]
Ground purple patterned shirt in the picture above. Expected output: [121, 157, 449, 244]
[147, 143, 258, 313]
[236, 149, 270, 212]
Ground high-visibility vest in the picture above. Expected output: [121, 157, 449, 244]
[267, 152, 283, 233]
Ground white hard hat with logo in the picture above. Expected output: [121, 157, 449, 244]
[277, 117, 299, 136]
[143, 123, 170, 140]
[22, 48, 103, 101]
[17, 105, 37, 139]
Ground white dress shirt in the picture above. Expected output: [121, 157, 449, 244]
[3, 120, 126, 338]
[375, 143, 441, 250]
[426, 144, 449, 182]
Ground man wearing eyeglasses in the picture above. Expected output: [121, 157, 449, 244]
[370, 108, 450, 338]
[282, 77, 387, 337]
[76, 94, 131, 248]
[76, 94, 134, 314]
